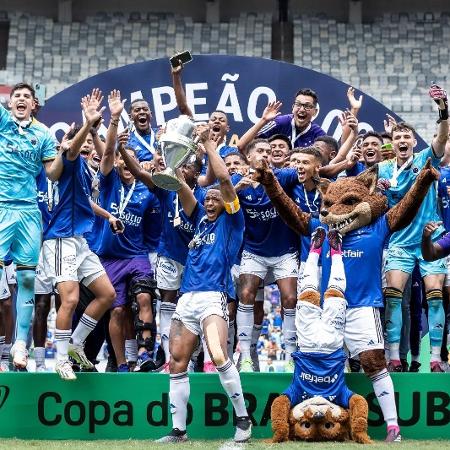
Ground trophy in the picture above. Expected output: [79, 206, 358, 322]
[152, 115, 198, 191]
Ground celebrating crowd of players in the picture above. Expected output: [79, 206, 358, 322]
[0, 58, 449, 442]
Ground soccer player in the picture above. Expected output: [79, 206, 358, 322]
[380, 84, 449, 372]
[98, 90, 159, 373]
[268, 134, 292, 168]
[0, 82, 64, 368]
[157, 124, 251, 443]
[42, 92, 116, 380]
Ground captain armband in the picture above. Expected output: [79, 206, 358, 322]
[224, 196, 240, 214]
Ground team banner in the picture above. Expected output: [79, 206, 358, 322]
[38, 55, 427, 149]
[0, 373, 448, 439]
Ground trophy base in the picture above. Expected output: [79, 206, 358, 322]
[152, 172, 183, 191]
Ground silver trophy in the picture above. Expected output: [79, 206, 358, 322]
[152, 115, 198, 191]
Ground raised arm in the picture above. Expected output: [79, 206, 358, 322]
[429, 84, 449, 158]
[329, 111, 358, 164]
[340, 87, 363, 144]
[387, 158, 440, 231]
[101, 90, 126, 176]
[236, 101, 282, 153]
[171, 62, 193, 118]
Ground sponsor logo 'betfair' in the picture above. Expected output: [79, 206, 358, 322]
[299, 371, 339, 384]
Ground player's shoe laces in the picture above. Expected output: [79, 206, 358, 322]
[203, 361, 216, 372]
[385, 426, 401, 443]
[68, 341, 94, 370]
[156, 428, 188, 443]
[239, 357, 254, 373]
[310, 226, 326, 250]
[11, 340, 28, 369]
[55, 360, 77, 381]
[134, 351, 155, 372]
[327, 229, 343, 252]
[234, 416, 252, 443]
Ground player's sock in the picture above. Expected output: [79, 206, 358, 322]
[202, 336, 212, 364]
[2, 343, 11, 362]
[71, 313, 97, 345]
[55, 329, 72, 361]
[384, 287, 403, 358]
[426, 291, 445, 361]
[217, 359, 248, 417]
[236, 303, 253, 359]
[327, 250, 346, 295]
[125, 339, 138, 363]
[227, 319, 235, 360]
[370, 369, 399, 428]
[169, 372, 190, 432]
[34, 346, 46, 368]
[250, 324, 262, 353]
[15, 269, 36, 342]
[160, 302, 177, 362]
[282, 309, 297, 358]
[0, 336, 5, 358]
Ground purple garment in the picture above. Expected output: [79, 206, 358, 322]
[100, 256, 152, 308]
[437, 232, 450, 256]
[257, 114, 325, 148]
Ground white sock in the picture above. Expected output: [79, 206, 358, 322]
[2, 343, 11, 361]
[160, 302, 177, 362]
[169, 372, 190, 432]
[55, 329, 71, 361]
[329, 253, 346, 293]
[389, 343, 400, 361]
[282, 309, 297, 359]
[202, 336, 212, 364]
[217, 359, 248, 417]
[370, 369, 398, 428]
[34, 346, 46, 367]
[300, 251, 320, 293]
[227, 319, 235, 359]
[125, 339, 138, 362]
[431, 346, 442, 363]
[236, 303, 253, 359]
[250, 324, 262, 352]
[71, 313, 97, 345]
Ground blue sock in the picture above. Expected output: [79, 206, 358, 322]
[427, 290, 445, 348]
[15, 269, 36, 342]
[385, 288, 403, 345]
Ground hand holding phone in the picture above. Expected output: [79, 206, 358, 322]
[170, 51, 193, 69]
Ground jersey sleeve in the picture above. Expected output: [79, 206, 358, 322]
[346, 162, 365, 177]
[276, 168, 300, 189]
[376, 215, 391, 242]
[0, 103, 9, 129]
[282, 382, 302, 407]
[190, 202, 206, 227]
[336, 387, 354, 409]
[257, 115, 285, 139]
[99, 169, 116, 191]
[40, 130, 57, 162]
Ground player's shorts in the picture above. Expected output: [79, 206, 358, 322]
[444, 256, 450, 287]
[0, 269, 10, 300]
[172, 291, 228, 336]
[0, 207, 41, 267]
[156, 255, 184, 291]
[296, 296, 346, 353]
[42, 236, 105, 287]
[35, 249, 53, 295]
[344, 307, 384, 358]
[385, 243, 446, 277]
[5, 262, 17, 285]
[148, 252, 158, 273]
[232, 263, 266, 302]
[240, 250, 298, 281]
[101, 256, 153, 309]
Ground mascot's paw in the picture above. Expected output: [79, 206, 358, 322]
[271, 421, 290, 443]
[418, 158, 440, 183]
[271, 395, 292, 443]
[352, 431, 373, 444]
[252, 158, 276, 186]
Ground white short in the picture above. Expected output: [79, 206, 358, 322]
[172, 291, 228, 336]
[232, 263, 265, 302]
[42, 236, 105, 286]
[148, 252, 158, 273]
[0, 269, 10, 300]
[445, 255, 450, 287]
[296, 297, 346, 353]
[240, 250, 298, 281]
[344, 307, 384, 358]
[156, 256, 184, 291]
[35, 249, 53, 295]
[5, 263, 16, 285]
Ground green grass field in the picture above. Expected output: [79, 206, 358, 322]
[1, 440, 450, 450]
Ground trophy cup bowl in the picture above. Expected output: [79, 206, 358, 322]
[152, 115, 198, 191]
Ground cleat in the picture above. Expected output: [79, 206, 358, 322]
[400, 359, 409, 372]
[385, 426, 401, 443]
[409, 361, 421, 372]
[55, 360, 77, 381]
[387, 360, 403, 373]
[156, 428, 188, 443]
[203, 361, 216, 372]
[117, 363, 130, 373]
[68, 341, 94, 370]
[327, 229, 343, 252]
[35, 365, 48, 373]
[310, 227, 326, 250]
[239, 357, 254, 373]
[234, 416, 252, 443]
[105, 355, 118, 372]
[11, 340, 28, 369]
[284, 359, 295, 373]
[134, 351, 155, 372]
[431, 361, 445, 373]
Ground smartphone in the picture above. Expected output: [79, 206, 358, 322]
[170, 51, 193, 68]
[110, 219, 125, 234]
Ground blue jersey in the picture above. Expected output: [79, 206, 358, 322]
[346, 161, 366, 177]
[97, 170, 160, 259]
[311, 215, 390, 308]
[36, 168, 54, 227]
[258, 114, 325, 148]
[43, 154, 94, 240]
[0, 105, 56, 209]
[378, 147, 444, 246]
[438, 166, 450, 231]
[83, 167, 104, 252]
[127, 128, 158, 162]
[233, 169, 299, 257]
[200, 144, 238, 175]
[283, 350, 353, 409]
[155, 185, 206, 265]
[143, 199, 162, 254]
[180, 202, 244, 299]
